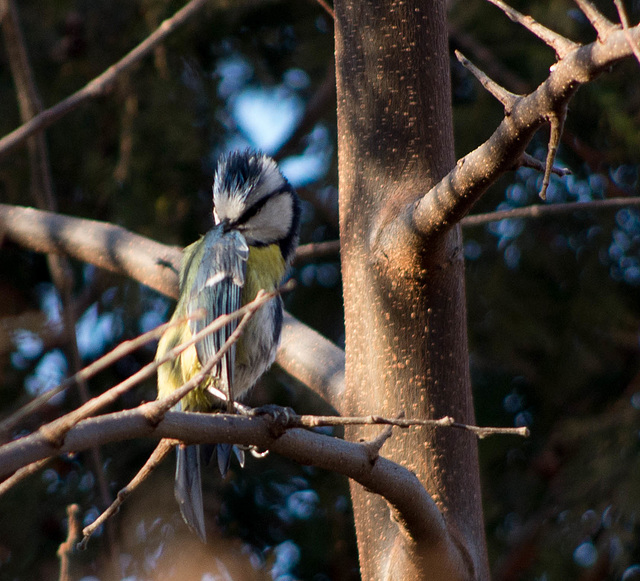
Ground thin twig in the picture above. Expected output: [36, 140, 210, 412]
[485, 0, 579, 59]
[449, 24, 530, 95]
[2, 0, 117, 555]
[0, 0, 209, 159]
[614, 0, 640, 66]
[57, 504, 81, 581]
[313, 0, 334, 19]
[539, 111, 566, 200]
[294, 413, 530, 438]
[0, 457, 51, 496]
[520, 152, 571, 177]
[462, 196, 640, 227]
[79, 438, 176, 548]
[455, 50, 520, 113]
[37, 287, 284, 448]
[573, 0, 617, 42]
[0, 310, 205, 437]
[142, 289, 274, 425]
[294, 239, 340, 264]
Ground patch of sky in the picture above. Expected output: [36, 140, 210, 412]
[232, 86, 305, 153]
[215, 53, 332, 188]
[623, 565, 640, 580]
[609, 164, 638, 191]
[35, 283, 62, 325]
[495, 152, 640, 285]
[573, 541, 598, 568]
[24, 350, 67, 402]
[11, 329, 44, 369]
[286, 489, 319, 520]
[83, 506, 103, 536]
[280, 125, 332, 187]
[503, 243, 521, 269]
[76, 303, 122, 361]
[464, 240, 482, 260]
[139, 296, 172, 335]
[283, 68, 310, 91]
[271, 540, 301, 580]
[216, 55, 253, 100]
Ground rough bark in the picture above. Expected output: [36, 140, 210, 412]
[335, 1, 488, 578]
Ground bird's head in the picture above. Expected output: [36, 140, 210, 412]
[212, 150, 300, 263]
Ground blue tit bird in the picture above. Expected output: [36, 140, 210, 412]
[156, 150, 300, 541]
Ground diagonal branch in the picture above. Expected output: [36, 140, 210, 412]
[0, 0, 209, 159]
[573, 0, 618, 42]
[0, 204, 346, 410]
[485, 0, 579, 58]
[79, 438, 177, 547]
[413, 22, 640, 238]
[614, 0, 640, 65]
[455, 50, 520, 113]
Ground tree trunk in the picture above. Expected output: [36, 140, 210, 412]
[335, 1, 489, 578]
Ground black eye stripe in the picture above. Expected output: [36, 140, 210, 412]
[235, 186, 291, 227]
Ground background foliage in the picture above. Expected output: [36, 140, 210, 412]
[0, 0, 639, 579]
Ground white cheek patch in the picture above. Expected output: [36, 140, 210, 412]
[244, 194, 293, 244]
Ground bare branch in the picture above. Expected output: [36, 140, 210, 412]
[0, 204, 347, 411]
[0, 203, 182, 297]
[573, 0, 618, 41]
[293, 239, 340, 265]
[449, 24, 530, 95]
[614, 0, 640, 65]
[0, 458, 50, 496]
[37, 287, 278, 449]
[414, 23, 640, 236]
[462, 196, 640, 227]
[0, 410, 468, 572]
[2, 0, 117, 544]
[57, 504, 81, 581]
[313, 0, 334, 20]
[80, 439, 176, 548]
[0, 310, 204, 438]
[485, 0, 579, 58]
[539, 111, 566, 200]
[455, 50, 520, 113]
[520, 152, 571, 177]
[0, 0, 209, 159]
[295, 413, 530, 438]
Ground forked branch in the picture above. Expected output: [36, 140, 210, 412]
[413, 12, 640, 237]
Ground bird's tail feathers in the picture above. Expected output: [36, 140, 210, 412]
[175, 444, 206, 542]
[215, 444, 245, 477]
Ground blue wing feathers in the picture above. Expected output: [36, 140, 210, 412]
[187, 227, 248, 400]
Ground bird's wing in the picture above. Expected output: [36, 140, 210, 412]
[187, 228, 248, 400]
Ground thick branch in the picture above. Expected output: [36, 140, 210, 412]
[413, 23, 640, 237]
[0, 204, 346, 410]
[0, 409, 467, 572]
